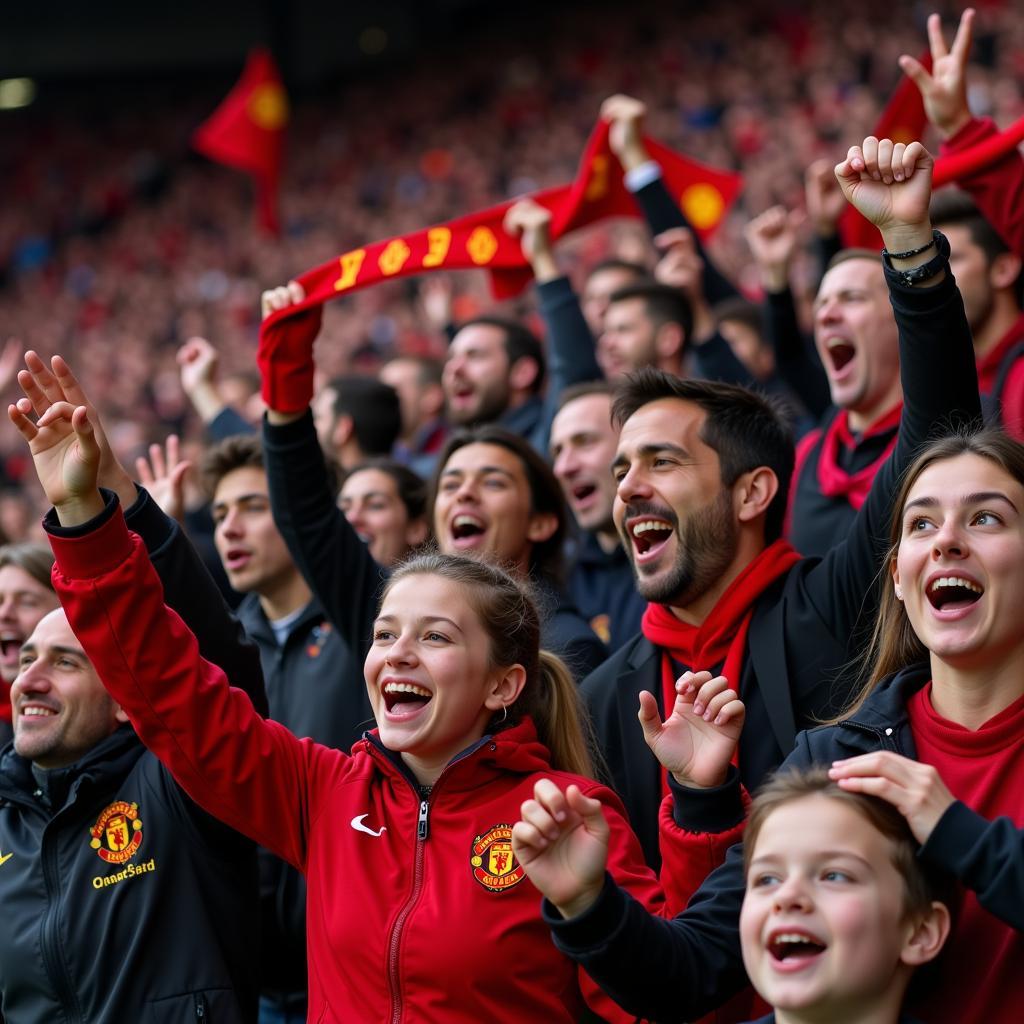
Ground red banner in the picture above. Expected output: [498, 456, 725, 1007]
[262, 118, 744, 327]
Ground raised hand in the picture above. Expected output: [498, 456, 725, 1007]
[804, 158, 846, 237]
[829, 751, 956, 844]
[418, 277, 454, 333]
[8, 400, 104, 526]
[512, 779, 609, 919]
[744, 206, 804, 292]
[900, 8, 975, 140]
[638, 671, 745, 789]
[503, 198, 558, 282]
[601, 93, 649, 172]
[136, 435, 192, 524]
[654, 227, 704, 299]
[15, 351, 137, 510]
[0, 337, 24, 395]
[258, 279, 322, 420]
[835, 137, 934, 249]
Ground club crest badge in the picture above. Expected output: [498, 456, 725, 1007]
[89, 801, 144, 864]
[470, 823, 525, 893]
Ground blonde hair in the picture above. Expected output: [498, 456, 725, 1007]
[384, 553, 597, 777]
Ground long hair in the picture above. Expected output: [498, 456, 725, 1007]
[841, 427, 1024, 719]
[384, 552, 596, 777]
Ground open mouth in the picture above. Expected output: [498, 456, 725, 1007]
[20, 704, 58, 720]
[826, 338, 856, 374]
[630, 518, 674, 556]
[927, 575, 984, 612]
[450, 514, 486, 544]
[572, 484, 597, 504]
[768, 932, 827, 964]
[382, 682, 432, 718]
[224, 548, 252, 571]
[0, 635, 22, 667]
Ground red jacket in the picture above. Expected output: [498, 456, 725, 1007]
[49, 502, 664, 1024]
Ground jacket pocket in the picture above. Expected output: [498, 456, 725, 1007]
[148, 987, 239, 1022]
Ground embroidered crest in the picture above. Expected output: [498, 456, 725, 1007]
[470, 824, 525, 893]
[89, 801, 144, 864]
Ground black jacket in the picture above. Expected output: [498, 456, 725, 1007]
[581, 250, 981, 869]
[546, 664, 1024, 1022]
[567, 532, 646, 653]
[262, 411, 606, 681]
[0, 488, 263, 1024]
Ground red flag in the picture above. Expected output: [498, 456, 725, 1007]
[193, 49, 288, 234]
[839, 55, 933, 250]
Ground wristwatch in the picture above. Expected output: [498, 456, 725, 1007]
[881, 229, 950, 287]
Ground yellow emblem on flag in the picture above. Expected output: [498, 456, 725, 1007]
[680, 184, 725, 231]
[248, 83, 289, 130]
[467, 227, 498, 265]
[379, 239, 411, 276]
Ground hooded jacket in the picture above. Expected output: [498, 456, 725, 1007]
[48, 499, 665, 1024]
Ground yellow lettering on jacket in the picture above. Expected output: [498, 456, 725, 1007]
[92, 858, 157, 890]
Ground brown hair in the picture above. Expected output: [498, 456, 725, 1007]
[840, 427, 1024, 720]
[199, 434, 265, 499]
[0, 543, 55, 591]
[744, 767, 949, 921]
[384, 552, 597, 777]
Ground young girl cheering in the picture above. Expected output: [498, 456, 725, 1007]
[9, 396, 664, 1024]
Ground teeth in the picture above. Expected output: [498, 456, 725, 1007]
[929, 577, 983, 594]
[22, 707, 56, 717]
[383, 682, 431, 698]
[632, 520, 671, 536]
[825, 337, 853, 349]
[775, 933, 816, 945]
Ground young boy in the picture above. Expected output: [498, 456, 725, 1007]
[739, 768, 951, 1024]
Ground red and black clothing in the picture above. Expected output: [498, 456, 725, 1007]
[48, 499, 666, 1024]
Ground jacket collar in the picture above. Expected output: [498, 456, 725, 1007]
[836, 662, 931, 732]
[236, 593, 324, 644]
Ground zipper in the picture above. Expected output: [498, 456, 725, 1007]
[39, 823, 85, 1022]
[382, 737, 491, 1024]
[194, 992, 208, 1019]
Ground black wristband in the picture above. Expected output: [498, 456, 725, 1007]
[881, 229, 939, 261]
[882, 230, 950, 288]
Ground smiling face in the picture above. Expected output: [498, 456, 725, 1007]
[893, 452, 1024, 672]
[740, 795, 918, 1021]
[340, 468, 426, 567]
[12, 609, 126, 769]
[550, 393, 619, 537]
[434, 442, 556, 576]
[443, 325, 512, 426]
[0, 565, 59, 684]
[813, 258, 902, 429]
[212, 466, 297, 596]
[612, 399, 740, 609]
[365, 574, 522, 784]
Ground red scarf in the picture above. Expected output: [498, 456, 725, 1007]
[641, 538, 801, 737]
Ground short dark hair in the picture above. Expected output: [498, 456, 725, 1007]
[342, 458, 428, 522]
[557, 379, 614, 412]
[612, 368, 794, 541]
[430, 424, 568, 583]
[326, 376, 402, 457]
[386, 354, 443, 388]
[713, 297, 764, 338]
[608, 280, 694, 342]
[0, 543, 54, 592]
[456, 317, 546, 395]
[200, 434, 265, 498]
[930, 189, 1010, 263]
[585, 257, 648, 282]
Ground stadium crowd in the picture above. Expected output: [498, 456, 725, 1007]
[1, 1, 1023, 1022]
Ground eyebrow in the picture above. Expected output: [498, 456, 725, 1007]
[903, 491, 1019, 515]
[748, 850, 875, 871]
[440, 465, 516, 480]
[341, 490, 392, 503]
[20, 643, 86, 659]
[212, 492, 270, 511]
[611, 442, 690, 472]
[374, 614, 464, 634]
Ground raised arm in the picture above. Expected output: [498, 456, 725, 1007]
[259, 283, 386, 655]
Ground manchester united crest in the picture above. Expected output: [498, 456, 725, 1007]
[470, 824, 525, 893]
[89, 801, 144, 864]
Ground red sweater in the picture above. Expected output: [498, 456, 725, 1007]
[50, 507, 664, 1024]
[908, 683, 1024, 1024]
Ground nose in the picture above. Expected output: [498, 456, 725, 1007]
[771, 876, 813, 914]
[931, 517, 968, 560]
[12, 656, 49, 695]
[615, 463, 652, 505]
[345, 503, 366, 532]
[554, 446, 580, 481]
[218, 507, 243, 539]
[815, 296, 841, 325]
[384, 630, 418, 668]
[0, 595, 16, 621]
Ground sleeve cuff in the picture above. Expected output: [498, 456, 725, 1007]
[45, 489, 133, 578]
[261, 407, 317, 450]
[939, 116, 995, 156]
[668, 764, 746, 833]
[920, 799, 988, 872]
[625, 161, 663, 193]
[543, 872, 629, 951]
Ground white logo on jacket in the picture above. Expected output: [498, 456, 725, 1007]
[350, 814, 387, 837]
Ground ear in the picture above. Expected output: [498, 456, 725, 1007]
[900, 901, 951, 967]
[526, 511, 559, 544]
[654, 323, 685, 362]
[508, 356, 540, 394]
[892, 556, 903, 602]
[114, 705, 130, 726]
[483, 662, 528, 712]
[990, 251, 1023, 292]
[405, 517, 430, 548]
[331, 413, 354, 452]
[734, 466, 779, 525]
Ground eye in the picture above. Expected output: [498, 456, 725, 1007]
[424, 631, 450, 643]
[822, 869, 854, 883]
[750, 872, 780, 889]
[439, 479, 459, 493]
[907, 516, 933, 533]
[373, 629, 395, 643]
[973, 510, 1001, 526]
[18, 654, 34, 669]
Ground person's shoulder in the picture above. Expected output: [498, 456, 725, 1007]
[580, 633, 657, 693]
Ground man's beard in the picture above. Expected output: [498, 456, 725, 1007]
[446, 378, 510, 427]
[623, 489, 739, 607]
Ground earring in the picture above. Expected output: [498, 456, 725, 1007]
[895, 585, 903, 600]
[500, 704, 508, 724]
